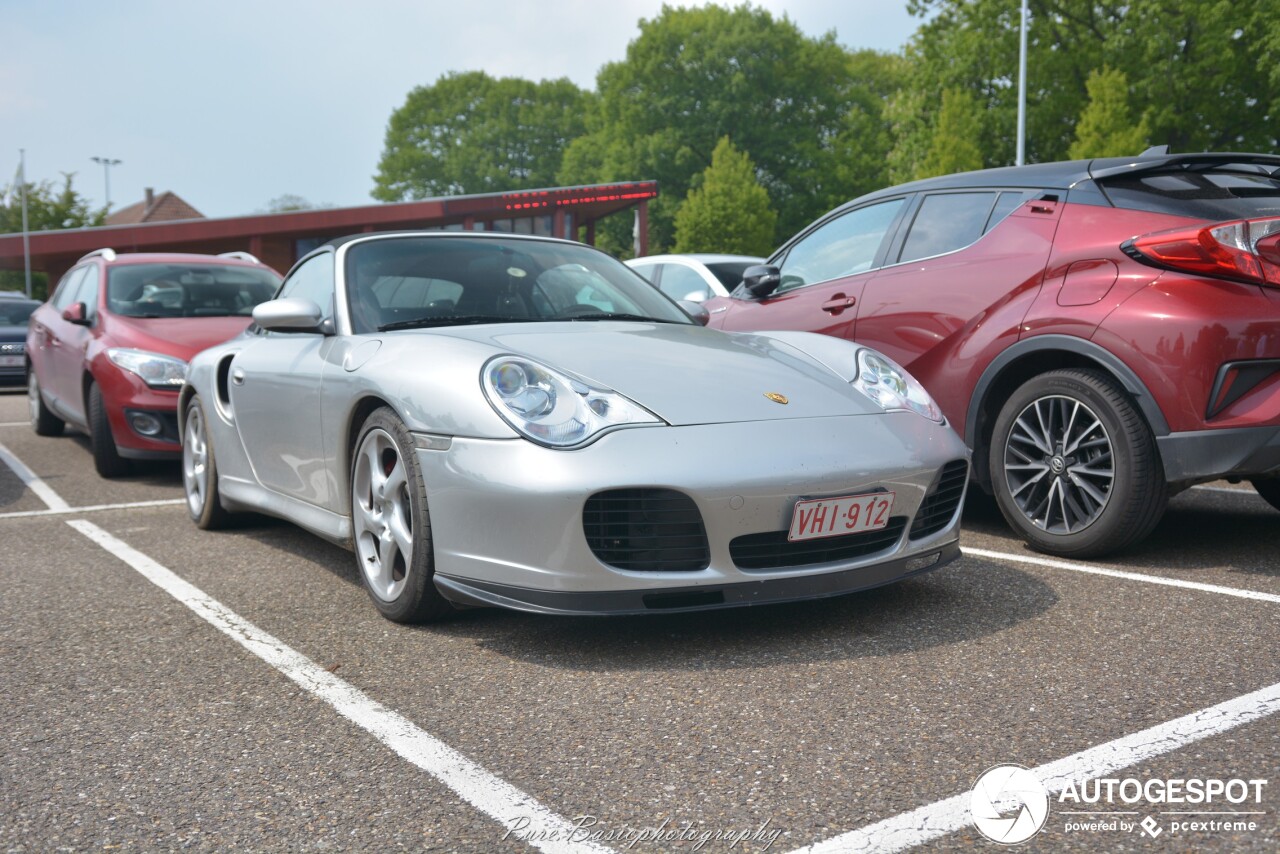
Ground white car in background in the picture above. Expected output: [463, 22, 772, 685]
[626, 254, 765, 302]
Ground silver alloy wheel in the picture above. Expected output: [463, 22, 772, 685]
[1003, 394, 1115, 534]
[183, 405, 209, 517]
[27, 372, 40, 426]
[352, 427, 414, 603]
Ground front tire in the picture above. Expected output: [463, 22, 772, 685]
[989, 369, 1167, 557]
[27, 368, 64, 436]
[183, 396, 232, 529]
[1252, 479, 1280, 513]
[350, 407, 453, 623]
[88, 382, 130, 478]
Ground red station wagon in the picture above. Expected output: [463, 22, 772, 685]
[709, 151, 1280, 557]
[27, 250, 281, 477]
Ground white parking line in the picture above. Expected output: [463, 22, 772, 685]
[0, 498, 186, 519]
[66, 520, 611, 854]
[963, 547, 1280, 605]
[0, 441, 70, 510]
[0, 421, 29, 428]
[789, 679, 1280, 853]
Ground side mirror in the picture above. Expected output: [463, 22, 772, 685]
[62, 302, 90, 326]
[741, 265, 782, 299]
[252, 297, 324, 332]
[678, 300, 711, 326]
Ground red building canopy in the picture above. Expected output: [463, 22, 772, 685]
[0, 182, 656, 283]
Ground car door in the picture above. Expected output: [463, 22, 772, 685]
[852, 189, 1060, 426]
[39, 265, 95, 417]
[229, 251, 339, 509]
[709, 197, 907, 338]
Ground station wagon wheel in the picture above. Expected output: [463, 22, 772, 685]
[87, 381, 130, 478]
[350, 407, 453, 623]
[27, 368, 64, 436]
[183, 395, 231, 529]
[989, 369, 1166, 558]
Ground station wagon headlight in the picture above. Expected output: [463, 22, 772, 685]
[853, 348, 943, 422]
[107, 348, 188, 390]
[483, 356, 660, 447]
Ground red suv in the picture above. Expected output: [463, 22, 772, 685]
[709, 151, 1280, 557]
[27, 250, 281, 477]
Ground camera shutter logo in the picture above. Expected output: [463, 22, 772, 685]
[970, 764, 1050, 845]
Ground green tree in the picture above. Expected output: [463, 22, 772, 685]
[1, 173, 105, 298]
[674, 137, 777, 255]
[898, 0, 1277, 168]
[261, 194, 328, 213]
[919, 88, 985, 178]
[0, 172, 105, 234]
[559, 3, 876, 252]
[1068, 67, 1149, 158]
[373, 71, 592, 200]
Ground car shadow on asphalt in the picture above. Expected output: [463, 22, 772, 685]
[225, 509, 1060, 669]
[960, 484, 1280, 578]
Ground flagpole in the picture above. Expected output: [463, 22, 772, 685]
[19, 149, 32, 299]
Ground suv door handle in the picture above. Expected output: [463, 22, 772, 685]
[821, 294, 856, 313]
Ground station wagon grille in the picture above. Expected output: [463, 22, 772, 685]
[908, 460, 969, 540]
[583, 489, 710, 572]
[730, 517, 907, 570]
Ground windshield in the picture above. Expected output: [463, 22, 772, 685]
[345, 236, 694, 334]
[0, 299, 39, 326]
[107, 264, 281, 318]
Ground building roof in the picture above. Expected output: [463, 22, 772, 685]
[105, 189, 204, 226]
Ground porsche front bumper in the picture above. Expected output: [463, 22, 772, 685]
[416, 412, 969, 615]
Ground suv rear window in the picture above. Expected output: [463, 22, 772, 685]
[1101, 167, 1280, 221]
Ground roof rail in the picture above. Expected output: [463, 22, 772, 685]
[217, 251, 262, 264]
[78, 248, 117, 263]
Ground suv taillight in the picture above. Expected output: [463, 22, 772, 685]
[1122, 216, 1280, 286]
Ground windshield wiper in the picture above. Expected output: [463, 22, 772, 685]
[563, 313, 679, 324]
[378, 314, 536, 332]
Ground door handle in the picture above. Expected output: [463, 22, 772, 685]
[231, 368, 245, 385]
[821, 294, 856, 314]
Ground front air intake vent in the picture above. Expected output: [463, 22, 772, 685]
[909, 460, 969, 540]
[583, 488, 710, 572]
[730, 518, 907, 570]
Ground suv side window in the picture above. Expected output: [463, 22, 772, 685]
[898, 192, 998, 264]
[73, 265, 100, 317]
[278, 252, 335, 320]
[51, 266, 88, 310]
[776, 199, 904, 293]
[985, 191, 1035, 233]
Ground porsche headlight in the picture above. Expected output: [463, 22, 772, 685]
[106, 348, 188, 390]
[482, 356, 660, 447]
[852, 348, 943, 422]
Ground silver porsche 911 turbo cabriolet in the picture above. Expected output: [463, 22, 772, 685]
[179, 231, 969, 623]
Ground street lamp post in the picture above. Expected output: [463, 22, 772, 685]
[91, 156, 122, 210]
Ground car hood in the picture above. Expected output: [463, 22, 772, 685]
[106, 315, 253, 361]
[426, 321, 882, 425]
[0, 325, 27, 342]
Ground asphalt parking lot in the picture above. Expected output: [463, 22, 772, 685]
[1, 386, 1277, 853]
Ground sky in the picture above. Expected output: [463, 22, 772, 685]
[1, 1, 928, 220]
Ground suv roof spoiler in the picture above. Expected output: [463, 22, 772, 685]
[1091, 151, 1280, 181]
[78, 248, 117, 263]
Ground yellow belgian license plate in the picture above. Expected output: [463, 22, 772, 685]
[787, 492, 895, 542]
